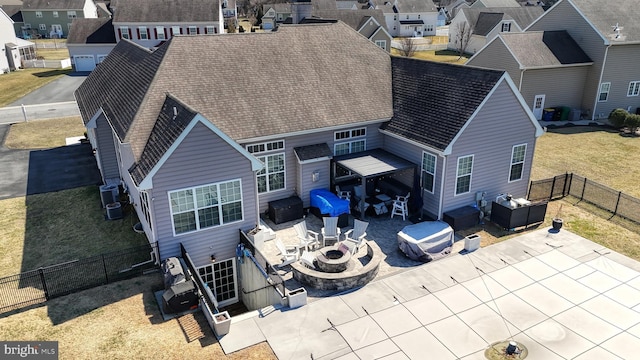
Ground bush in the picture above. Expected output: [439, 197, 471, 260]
[609, 108, 628, 128]
[625, 113, 640, 136]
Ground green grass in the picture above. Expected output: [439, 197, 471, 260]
[0, 68, 72, 107]
[5, 117, 85, 149]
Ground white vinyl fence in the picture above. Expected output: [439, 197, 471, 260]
[22, 58, 71, 69]
[0, 102, 80, 124]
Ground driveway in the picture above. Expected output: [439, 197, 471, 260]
[0, 124, 100, 200]
[9, 72, 89, 106]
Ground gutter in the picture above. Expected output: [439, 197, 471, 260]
[592, 43, 611, 121]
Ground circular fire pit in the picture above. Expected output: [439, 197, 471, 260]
[316, 247, 351, 273]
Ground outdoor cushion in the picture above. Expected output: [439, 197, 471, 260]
[310, 189, 350, 217]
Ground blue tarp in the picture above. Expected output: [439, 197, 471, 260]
[310, 189, 350, 217]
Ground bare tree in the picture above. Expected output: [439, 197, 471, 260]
[398, 37, 417, 57]
[454, 21, 473, 59]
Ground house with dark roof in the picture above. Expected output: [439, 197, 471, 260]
[111, 0, 223, 48]
[0, 0, 24, 37]
[448, 6, 543, 54]
[67, 17, 116, 71]
[21, 0, 98, 38]
[1, 6, 36, 72]
[368, 0, 438, 37]
[74, 22, 542, 304]
[467, 30, 593, 120]
[524, 0, 640, 120]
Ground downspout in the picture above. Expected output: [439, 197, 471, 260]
[437, 155, 446, 220]
[518, 68, 524, 92]
[593, 43, 611, 121]
[254, 170, 260, 228]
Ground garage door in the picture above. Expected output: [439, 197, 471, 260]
[74, 55, 96, 71]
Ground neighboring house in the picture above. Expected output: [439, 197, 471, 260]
[67, 17, 116, 71]
[470, 0, 520, 7]
[21, 0, 98, 38]
[301, 10, 392, 51]
[1, 7, 35, 72]
[442, 0, 470, 23]
[0, 1, 24, 37]
[467, 31, 593, 120]
[261, 3, 293, 30]
[448, 6, 542, 54]
[74, 22, 541, 306]
[111, 0, 222, 48]
[525, 0, 640, 120]
[369, 0, 438, 37]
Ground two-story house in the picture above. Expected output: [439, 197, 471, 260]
[301, 11, 392, 52]
[74, 22, 542, 305]
[1, 7, 36, 72]
[0, 0, 24, 38]
[21, 0, 97, 38]
[369, 0, 438, 37]
[111, 0, 222, 48]
[67, 17, 116, 71]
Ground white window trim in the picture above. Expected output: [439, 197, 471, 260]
[455, 155, 474, 196]
[172, 26, 181, 36]
[375, 40, 386, 50]
[334, 127, 366, 141]
[421, 151, 436, 194]
[53, 11, 59, 18]
[120, 26, 130, 39]
[256, 153, 286, 193]
[508, 144, 527, 183]
[206, 26, 215, 34]
[188, 26, 198, 35]
[598, 82, 611, 102]
[138, 26, 148, 40]
[35, 11, 43, 18]
[334, 139, 366, 156]
[197, 259, 238, 307]
[501, 22, 511, 32]
[627, 81, 640, 97]
[38, 24, 46, 31]
[156, 26, 165, 40]
[246, 140, 285, 155]
[67, 10, 77, 19]
[140, 190, 153, 232]
[168, 179, 244, 236]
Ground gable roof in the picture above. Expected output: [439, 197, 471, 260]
[309, 9, 388, 32]
[474, 12, 504, 35]
[312, 0, 337, 11]
[0, 4, 22, 21]
[371, 0, 437, 14]
[75, 22, 392, 163]
[263, 3, 292, 14]
[67, 18, 116, 44]
[22, 0, 86, 10]
[473, 0, 519, 7]
[382, 56, 504, 152]
[566, 0, 640, 44]
[461, 6, 543, 34]
[499, 30, 592, 67]
[112, 0, 219, 23]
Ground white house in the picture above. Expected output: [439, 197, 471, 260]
[369, 0, 438, 37]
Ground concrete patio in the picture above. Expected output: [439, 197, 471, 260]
[221, 223, 640, 359]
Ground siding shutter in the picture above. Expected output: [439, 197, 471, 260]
[154, 27, 157, 39]
[179, 27, 183, 34]
[197, 27, 200, 34]
[147, 27, 151, 39]
[165, 27, 168, 38]
[118, 28, 121, 39]
[214, 27, 217, 34]
[136, 28, 140, 39]
[128, 28, 132, 39]
[169, 27, 173, 36]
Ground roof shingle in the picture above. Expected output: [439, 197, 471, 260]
[499, 30, 592, 67]
[22, 0, 86, 10]
[67, 18, 116, 44]
[112, 0, 219, 23]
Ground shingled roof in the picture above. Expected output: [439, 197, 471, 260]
[0, 4, 22, 21]
[309, 9, 388, 32]
[462, 7, 543, 35]
[112, 0, 219, 23]
[67, 18, 116, 44]
[22, 0, 86, 10]
[499, 30, 592, 67]
[382, 57, 504, 151]
[75, 22, 392, 163]
[563, 0, 640, 43]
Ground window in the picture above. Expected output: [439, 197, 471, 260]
[206, 26, 216, 34]
[156, 26, 165, 40]
[421, 152, 436, 193]
[53, 11, 59, 18]
[246, 140, 284, 154]
[426, 25, 434, 32]
[67, 10, 77, 19]
[598, 82, 610, 102]
[394, 15, 397, 21]
[406, 15, 409, 19]
[140, 190, 152, 231]
[455, 155, 473, 195]
[501, 22, 511, 32]
[509, 144, 527, 182]
[334, 127, 366, 155]
[39, 24, 46, 31]
[375, 40, 386, 50]
[256, 154, 285, 193]
[198, 259, 238, 306]
[172, 26, 181, 36]
[188, 26, 198, 35]
[138, 27, 148, 40]
[168, 180, 243, 235]
[36, 11, 42, 18]
[628, 81, 640, 97]
[120, 26, 130, 39]
[418, 14, 421, 19]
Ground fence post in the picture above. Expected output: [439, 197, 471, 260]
[561, 173, 569, 197]
[38, 268, 50, 301]
[613, 191, 622, 216]
[102, 254, 109, 283]
[580, 177, 587, 201]
[527, 181, 532, 200]
[568, 173, 573, 196]
[550, 176, 557, 201]
[21, 104, 27, 122]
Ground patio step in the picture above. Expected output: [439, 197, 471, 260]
[177, 312, 206, 342]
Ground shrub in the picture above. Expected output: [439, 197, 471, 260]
[609, 108, 628, 128]
[625, 113, 640, 136]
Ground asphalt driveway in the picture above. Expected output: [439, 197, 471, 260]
[0, 124, 100, 200]
[9, 72, 89, 106]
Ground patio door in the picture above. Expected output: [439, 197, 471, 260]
[198, 258, 238, 307]
[532, 95, 545, 120]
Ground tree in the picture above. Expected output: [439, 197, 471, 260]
[399, 37, 416, 57]
[625, 113, 640, 136]
[226, 18, 237, 33]
[454, 21, 473, 59]
[608, 108, 628, 128]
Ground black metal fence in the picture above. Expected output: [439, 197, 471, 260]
[0, 244, 157, 314]
[239, 230, 286, 297]
[180, 243, 218, 313]
[528, 173, 640, 225]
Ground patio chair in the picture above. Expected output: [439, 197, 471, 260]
[300, 250, 316, 269]
[293, 220, 320, 251]
[391, 192, 410, 221]
[321, 216, 342, 247]
[343, 219, 368, 254]
[275, 239, 299, 268]
[335, 185, 351, 201]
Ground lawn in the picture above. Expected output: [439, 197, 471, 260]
[391, 48, 468, 64]
[36, 48, 71, 60]
[0, 68, 72, 107]
[5, 116, 85, 149]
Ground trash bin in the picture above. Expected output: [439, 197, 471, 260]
[464, 234, 481, 252]
[553, 107, 563, 121]
[560, 106, 571, 121]
[542, 108, 555, 121]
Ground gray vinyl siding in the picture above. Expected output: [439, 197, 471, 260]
[151, 122, 258, 268]
[467, 39, 521, 85]
[369, 30, 391, 52]
[247, 122, 385, 212]
[597, 45, 640, 118]
[520, 66, 589, 110]
[527, 0, 606, 117]
[95, 113, 120, 181]
[442, 81, 536, 214]
[359, 18, 378, 38]
[297, 159, 331, 207]
[382, 135, 440, 219]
